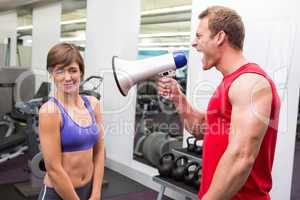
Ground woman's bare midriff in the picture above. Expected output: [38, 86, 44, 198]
[44, 148, 94, 188]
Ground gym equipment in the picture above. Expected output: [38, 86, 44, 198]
[142, 131, 182, 167]
[112, 51, 187, 96]
[79, 76, 103, 100]
[134, 106, 183, 167]
[133, 104, 152, 157]
[134, 81, 161, 159]
[142, 132, 165, 166]
[15, 82, 51, 159]
[136, 80, 161, 114]
[0, 136, 27, 163]
[171, 155, 188, 181]
[157, 152, 175, 178]
[193, 165, 202, 189]
[183, 161, 200, 186]
[30, 152, 46, 180]
[6, 81, 50, 133]
[186, 136, 195, 153]
[0, 83, 16, 138]
[0, 115, 16, 138]
[0, 81, 41, 164]
[194, 139, 203, 155]
[134, 92, 183, 167]
[12, 83, 51, 197]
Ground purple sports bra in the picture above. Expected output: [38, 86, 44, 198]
[50, 96, 100, 152]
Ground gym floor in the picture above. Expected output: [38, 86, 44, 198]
[1, 140, 300, 200]
[0, 153, 172, 200]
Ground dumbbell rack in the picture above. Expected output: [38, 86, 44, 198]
[153, 148, 202, 200]
[172, 148, 202, 164]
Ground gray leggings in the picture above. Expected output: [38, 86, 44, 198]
[37, 181, 93, 200]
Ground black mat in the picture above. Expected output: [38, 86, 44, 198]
[0, 153, 30, 185]
[102, 168, 149, 198]
[105, 190, 172, 200]
[0, 184, 36, 200]
[0, 165, 172, 200]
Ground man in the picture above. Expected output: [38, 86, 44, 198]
[157, 6, 281, 200]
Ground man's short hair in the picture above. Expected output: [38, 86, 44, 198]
[199, 6, 245, 50]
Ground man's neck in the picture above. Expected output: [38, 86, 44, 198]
[216, 49, 247, 76]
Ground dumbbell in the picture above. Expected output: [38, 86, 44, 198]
[193, 165, 202, 189]
[172, 155, 189, 181]
[194, 139, 203, 155]
[186, 136, 195, 152]
[184, 161, 200, 186]
[157, 152, 175, 177]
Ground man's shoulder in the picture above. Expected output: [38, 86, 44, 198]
[229, 73, 272, 104]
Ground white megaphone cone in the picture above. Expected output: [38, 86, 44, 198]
[112, 51, 187, 96]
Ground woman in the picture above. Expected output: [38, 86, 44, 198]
[38, 42, 104, 200]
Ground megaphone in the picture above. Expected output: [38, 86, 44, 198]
[112, 51, 187, 96]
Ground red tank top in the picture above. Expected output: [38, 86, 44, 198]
[198, 63, 281, 200]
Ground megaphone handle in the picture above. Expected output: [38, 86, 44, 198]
[156, 78, 183, 101]
[152, 70, 176, 82]
[158, 70, 176, 78]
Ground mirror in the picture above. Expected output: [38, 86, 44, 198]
[133, 0, 192, 167]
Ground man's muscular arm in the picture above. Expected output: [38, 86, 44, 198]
[202, 73, 272, 200]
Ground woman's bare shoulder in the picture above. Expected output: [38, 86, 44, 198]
[39, 100, 60, 115]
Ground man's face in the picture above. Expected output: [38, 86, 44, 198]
[192, 17, 220, 70]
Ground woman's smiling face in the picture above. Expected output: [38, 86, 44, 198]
[51, 62, 82, 94]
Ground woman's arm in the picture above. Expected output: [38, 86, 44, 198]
[88, 96, 105, 200]
[39, 102, 80, 200]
